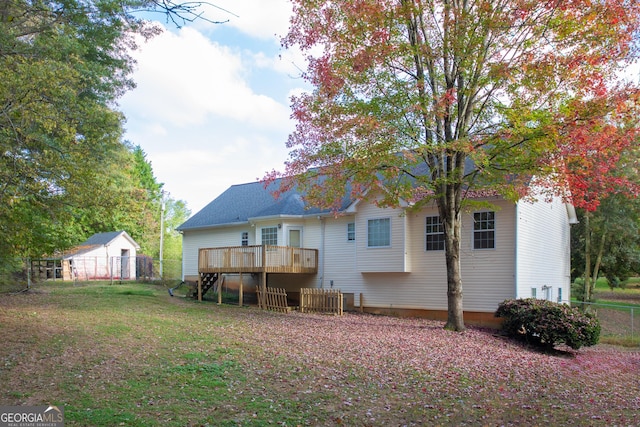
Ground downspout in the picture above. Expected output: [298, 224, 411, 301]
[179, 231, 185, 281]
[319, 216, 325, 288]
[514, 202, 519, 299]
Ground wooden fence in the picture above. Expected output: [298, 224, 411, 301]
[300, 288, 343, 315]
[256, 287, 290, 313]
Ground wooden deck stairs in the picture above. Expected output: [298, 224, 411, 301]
[193, 272, 218, 298]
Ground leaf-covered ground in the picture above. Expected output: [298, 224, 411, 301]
[0, 283, 638, 426]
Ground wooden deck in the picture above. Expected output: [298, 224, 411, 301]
[198, 245, 318, 274]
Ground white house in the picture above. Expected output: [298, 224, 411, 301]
[61, 231, 140, 281]
[177, 179, 577, 326]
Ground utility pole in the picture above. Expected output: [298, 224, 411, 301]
[160, 190, 166, 279]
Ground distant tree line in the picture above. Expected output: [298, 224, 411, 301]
[571, 194, 640, 300]
[0, 0, 193, 260]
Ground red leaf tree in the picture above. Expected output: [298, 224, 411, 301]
[269, 0, 640, 331]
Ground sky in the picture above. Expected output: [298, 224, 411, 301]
[119, 0, 305, 216]
[119, 2, 640, 217]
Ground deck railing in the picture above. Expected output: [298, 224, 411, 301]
[198, 245, 318, 274]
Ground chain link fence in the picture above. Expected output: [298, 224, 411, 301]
[0, 257, 182, 292]
[571, 301, 639, 345]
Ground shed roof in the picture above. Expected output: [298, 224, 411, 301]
[80, 231, 140, 248]
[62, 231, 140, 258]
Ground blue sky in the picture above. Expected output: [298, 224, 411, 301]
[119, 2, 640, 216]
[119, 0, 305, 215]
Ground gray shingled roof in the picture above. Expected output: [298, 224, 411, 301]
[61, 231, 139, 258]
[177, 179, 353, 231]
[81, 231, 125, 246]
[177, 159, 488, 232]
[80, 231, 139, 248]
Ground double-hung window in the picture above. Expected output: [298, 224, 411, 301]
[473, 211, 495, 249]
[261, 227, 278, 246]
[367, 218, 390, 247]
[347, 223, 355, 241]
[241, 231, 249, 246]
[425, 215, 445, 251]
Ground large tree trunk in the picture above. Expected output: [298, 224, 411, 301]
[439, 186, 465, 331]
[584, 212, 592, 303]
[590, 232, 606, 301]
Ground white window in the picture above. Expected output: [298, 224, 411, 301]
[241, 231, 249, 246]
[473, 211, 495, 249]
[531, 287, 537, 299]
[425, 215, 444, 251]
[261, 227, 278, 246]
[367, 218, 390, 247]
[347, 223, 355, 241]
[557, 287, 563, 303]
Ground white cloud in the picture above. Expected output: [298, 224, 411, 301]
[144, 131, 292, 214]
[122, 27, 290, 129]
[251, 46, 309, 83]
[119, 20, 298, 215]
[202, 0, 293, 40]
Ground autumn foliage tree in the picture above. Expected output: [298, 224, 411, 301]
[569, 142, 640, 303]
[571, 193, 640, 303]
[272, 0, 640, 330]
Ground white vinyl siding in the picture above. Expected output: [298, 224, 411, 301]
[515, 193, 572, 304]
[322, 216, 360, 292]
[181, 225, 256, 279]
[342, 200, 514, 311]
[355, 200, 408, 273]
[461, 204, 516, 311]
[181, 191, 571, 314]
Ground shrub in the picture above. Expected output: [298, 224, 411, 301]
[495, 298, 600, 350]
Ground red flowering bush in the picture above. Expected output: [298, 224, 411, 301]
[495, 298, 601, 350]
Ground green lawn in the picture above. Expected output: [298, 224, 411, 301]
[1, 282, 639, 426]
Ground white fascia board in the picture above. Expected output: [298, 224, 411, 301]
[247, 214, 304, 223]
[118, 231, 141, 249]
[179, 221, 249, 232]
[566, 203, 579, 224]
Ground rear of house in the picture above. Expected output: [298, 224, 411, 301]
[179, 180, 575, 325]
